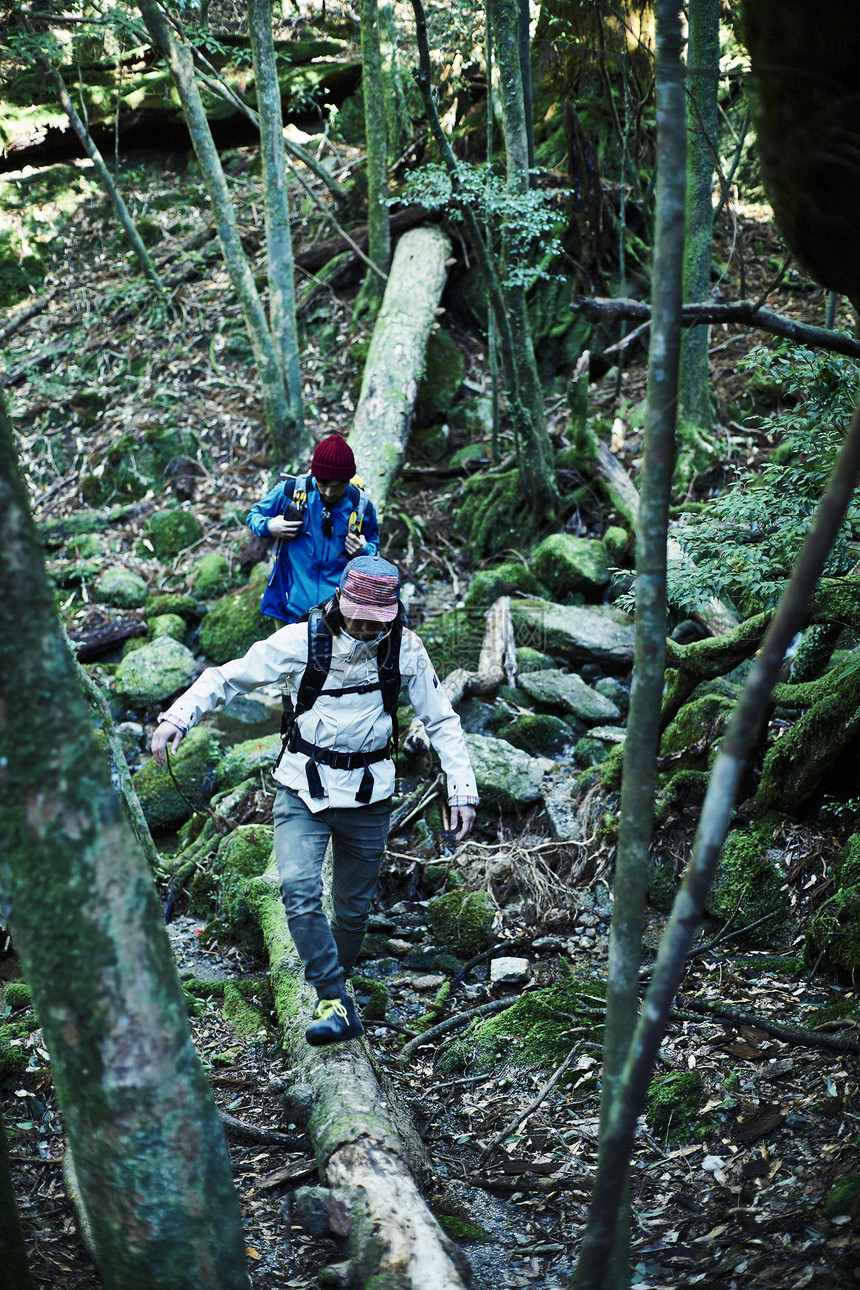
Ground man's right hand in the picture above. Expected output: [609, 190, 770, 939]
[268, 517, 303, 539]
[152, 721, 184, 766]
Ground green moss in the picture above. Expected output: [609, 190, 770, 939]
[222, 979, 272, 1038]
[805, 887, 860, 983]
[193, 552, 233, 598]
[463, 561, 547, 610]
[352, 976, 388, 1020]
[573, 736, 610, 768]
[645, 1070, 705, 1144]
[188, 825, 274, 939]
[706, 820, 790, 946]
[132, 727, 221, 834]
[822, 1174, 860, 1218]
[3, 982, 32, 1011]
[145, 509, 204, 560]
[94, 566, 148, 609]
[215, 734, 282, 793]
[531, 533, 610, 598]
[660, 693, 733, 767]
[437, 979, 605, 1075]
[427, 890, 495, 959]
[198, 582, 274, 665]
[149, 613, 187, 642]
[146, 593, 202, 622]
[459, 470, 528, 558]
[435, 1214, 491, 1243]
[414, 330, 464, 423]
[647, 858, 679, 912]
[835, 833, 860, 889]
[655, 769, 710, 826]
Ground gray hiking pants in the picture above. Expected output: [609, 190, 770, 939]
[273, 787, 391, 1000]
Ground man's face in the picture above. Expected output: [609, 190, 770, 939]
[314, 476, 349, 508]
[341, 614, 384, 641]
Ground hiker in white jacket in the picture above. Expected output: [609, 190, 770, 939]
[152, 555, 478, 1046]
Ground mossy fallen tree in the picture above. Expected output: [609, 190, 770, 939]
[245, 858, 470, 1290]
[350, 225, 452, 516]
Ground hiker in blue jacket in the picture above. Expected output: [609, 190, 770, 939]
[247, 433, 380, 624]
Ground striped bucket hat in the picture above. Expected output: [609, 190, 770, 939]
[337, 555, 401, 622]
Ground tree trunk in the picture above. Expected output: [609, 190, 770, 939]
[248, 0, 305, 439]
[379, 1, 409, 164]
[356, 0, 392, 316]
[350, 226, 451, 513]
[677, 0, 718, 429]
[573, 3, 686, 1286]
[135, 0, 304, 467]
[245, 863, 470, 1290]
[0, 1101, 33, 1290]
[0, 392, 249, 1290]
[486, 0, 557, 511]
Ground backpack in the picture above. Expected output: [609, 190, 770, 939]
[278, 472, 371, 537]
[277, 605, 403, 803]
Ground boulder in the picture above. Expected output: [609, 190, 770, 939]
[144, 509, 204, 560]
[94, 565, 148, 609]
[193, 551, 233, 598]
[114, 635, 198, 707]
[531, 534, 610, 598]
[133, 726, 220, 834]
[497, 713, 576, 758]
[465, 733, 552, 811]
[215, 732, 282, 792]
[198, 581, 274, 665]
[518, 669, 621, 724]
[511, 599, 635, 671]
[148, 613, 187, 642]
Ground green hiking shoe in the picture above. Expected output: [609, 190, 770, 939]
[305, 996, 364, 1047]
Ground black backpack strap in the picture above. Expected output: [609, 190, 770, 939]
[295, 607, 332, 718]
[377, 617, 403, 754]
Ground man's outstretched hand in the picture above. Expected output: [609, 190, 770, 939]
[151, 721, 184, 766]
[450, 805, 476, 841]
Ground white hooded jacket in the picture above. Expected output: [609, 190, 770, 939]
[159, 622, 479, 813]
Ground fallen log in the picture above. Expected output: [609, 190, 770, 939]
[70, 618, 148, 662]
[245, 861, 470, 1290]
[349, 225, 452, 517]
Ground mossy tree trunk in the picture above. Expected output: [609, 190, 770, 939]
[0, 392, 249, 1290]
[136, 0, 306, 468]
[355, 0, 391, 317]
[486, 0, 556, 511]
[246, 859, 470, 1289]
[248, 0, 304, 440]
[677, 0, 718, 431]
[572, 2, 686, 1285]
[379, 0, 409, 164]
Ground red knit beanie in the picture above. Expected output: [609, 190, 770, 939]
[311, 434, 356, 481]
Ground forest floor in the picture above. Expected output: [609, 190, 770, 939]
[3, 70, 860, 1290]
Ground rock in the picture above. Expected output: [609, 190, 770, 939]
[457, 699, 497, 735]
[149, 613, 187, 642]
[518, 669, 621, 724]
[427, 889, 495, 958]
[497, 713, 576, 758]
[490, 957, 532, 986]
[206, 694, 281, 743]
[594, 675, 630, 716]
[465, 733, 552, 810]
[146, 593, 202, 622]
[386, 939, 413, 957]
[114, 635, 198, 706]
[214, 732, 282, 792]
[115, 721, 144, 759]
[188, 824, 273, 932]
[589, 726, 626, 744]
[542, 784, 583, 841]
[144, 508, 204, 560]
[532, 533, 610, 598]
[193, 551, 233, 598]
[94, 565, 148, 609]
[463, 560, 547, 611]
[198, 581, 275, 665]
[133, 726, 220, 833]
[511, 599, 635, 671]
[603, 525, 631, 565]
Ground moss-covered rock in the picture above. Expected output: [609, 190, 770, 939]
[645, 1070, 705, 1144]
[188, 824, 274, 937]
[94, 565, 148, 609]
[222, 979, 272, 1037]
[515, 646, 557, 673]
[603, 525, 632, 565]
[193, 552, 233, 598]
[834, 832, 860, 889]
[531, 534, 610, 599]
[146, 593, 202, 622]
[148, 613, 187, 642]
[114, 635, 198, 707]
[198, 581, 274, 665]
[436, 978, 605, 1074]
[352, 976, 388, 1020]
[805, 887, 860, 983]
[215, 733, 282, 792]
[518, 669, 621, 724]
[706, 820, 790, 946]
[511, 599, 635, 671]
[463, 561, 547, 610]
[660, 693, 734, 768]
[465, 733, 552, 810]
[145, 509, 204, 560]
[133, 726, 221, 833]
[427, 889, 495, 958]
[3, 982, 32, 1011]
[498, 713, 576, 758]
[821, 1173, 860, 1218]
